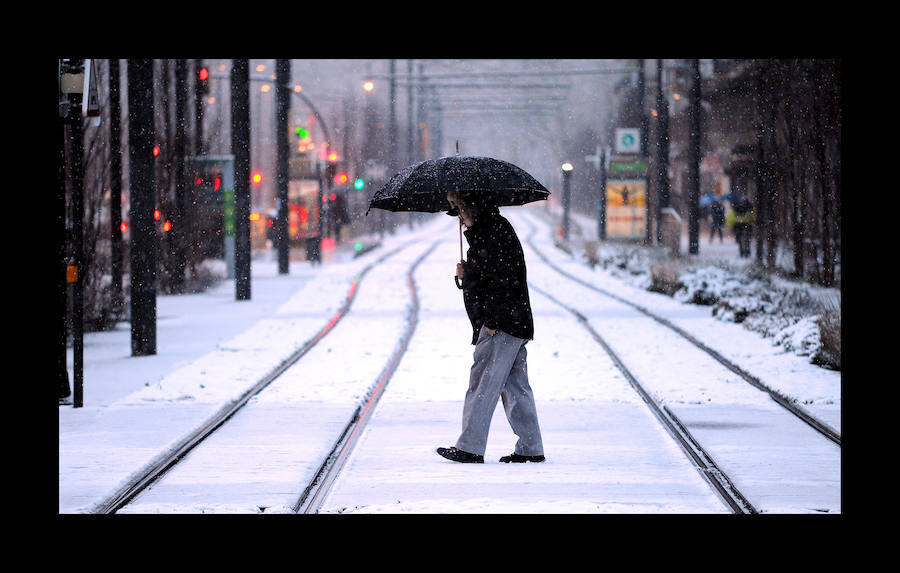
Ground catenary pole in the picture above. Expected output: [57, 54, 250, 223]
[70, 70, 84, 407]
[108, 59, 124, 312]
[128, 59, 157, 356]
[194, 59, 204, 155]
[687, 59, 701, 255]
[231, 59, 251, 300]
[655, 59, 670, 245]
[173, 59, 188, 292]
[58, 83, 71, 402]
[638, 60, 651, 242]
[276, 59, 291, 274]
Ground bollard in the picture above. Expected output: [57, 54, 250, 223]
[660, 208, 681, 257]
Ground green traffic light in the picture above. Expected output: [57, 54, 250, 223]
[296, 127, 309, 138]
[354, 178, 365, 190]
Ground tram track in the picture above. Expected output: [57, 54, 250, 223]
[528, 282, 757, 514]
[85, 209, 836, 515]
[517, 211, 838, 513]
[518, 212, 840, 448]
[294, 241, 437, 513]
[91, 233, 440, 515]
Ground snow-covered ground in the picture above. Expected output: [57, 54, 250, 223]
[59, 204, 840, 514]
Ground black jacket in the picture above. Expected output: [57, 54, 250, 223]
[457, 207, 534, 345]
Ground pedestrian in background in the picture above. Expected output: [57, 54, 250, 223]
[710, 200, 725, 243]
[436, 190, 545, 464]
[732, 196, 755, 258]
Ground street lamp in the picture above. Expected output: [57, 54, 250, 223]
[561, 162, 573, 241]
[363, 79, 375, 93]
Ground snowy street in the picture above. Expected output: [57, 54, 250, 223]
[59, 206, 840, 514]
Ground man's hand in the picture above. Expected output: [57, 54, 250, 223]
[484, 326, 496, 336]
[456, 262, 466, 280]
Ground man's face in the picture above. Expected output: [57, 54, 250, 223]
[448, 192, 475, 227]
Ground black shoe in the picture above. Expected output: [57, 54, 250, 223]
[499, 452, 545, 463]
[436, 447, 484, 463]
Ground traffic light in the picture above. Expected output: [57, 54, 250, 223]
[295, 124, 313, 153]
[334, 171, 348, 185]
[198, 66, 209, 95]
[252, 171, 263, 186]
[353, 178, 365, 191]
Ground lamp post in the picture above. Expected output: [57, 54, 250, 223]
[362, 76, 385, 238]
[561, 161, 573, 241]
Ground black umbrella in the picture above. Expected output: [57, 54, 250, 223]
[366, 155, 550, 216]
[366, 154, 550, 265]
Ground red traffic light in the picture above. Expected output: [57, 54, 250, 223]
[251, 171, 263, 186]
[198, 66, 210, 95]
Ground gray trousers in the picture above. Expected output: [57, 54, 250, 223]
[455, 326, 544, 457]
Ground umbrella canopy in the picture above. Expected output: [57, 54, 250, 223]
[699, 193, 719, 207]
[366, 155, 550, 215]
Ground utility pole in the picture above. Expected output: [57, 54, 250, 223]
[172, 59, 188, 292]
[70, 71, 85, 406]
[417, 62, 425, 162]
[407, 59, 414, 166]
[58, 59, 81, 404]
[58, 87, 70, 403]
[655, 59, 670, 245]
[638, 60, 651, 243]
[108, 59, 124, 313]
[194, 59, 205, 155]
[128, 59, 157, 356]
[407, 59, 414, 229]
[754, 62, 768, 267]
[275, 59, 291, 274]
[231, 59, 252, 300]
[687, 59, 701, 255]
[598, 146, 607, 241]
[389, 60, 397, 173]
[389, 60, 397, 236]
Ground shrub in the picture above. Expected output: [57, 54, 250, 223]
[813, 296, 841, 370]
[648, 261, 683, 296]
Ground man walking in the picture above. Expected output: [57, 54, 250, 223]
[436, 190, 545, 464]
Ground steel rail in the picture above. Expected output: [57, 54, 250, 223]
[529, 281, 756, 514]
[90, 240, 416, 515]
[293, 240, 439, 514]
[520, 214, 841, 447]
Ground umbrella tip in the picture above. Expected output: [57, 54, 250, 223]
[455, 140, 459, 154]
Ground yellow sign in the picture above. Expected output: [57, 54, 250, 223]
[606, 178, 647, 239]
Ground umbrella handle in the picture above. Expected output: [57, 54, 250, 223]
[459, 219, 464, 262]
[455, 219, 464, 290]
